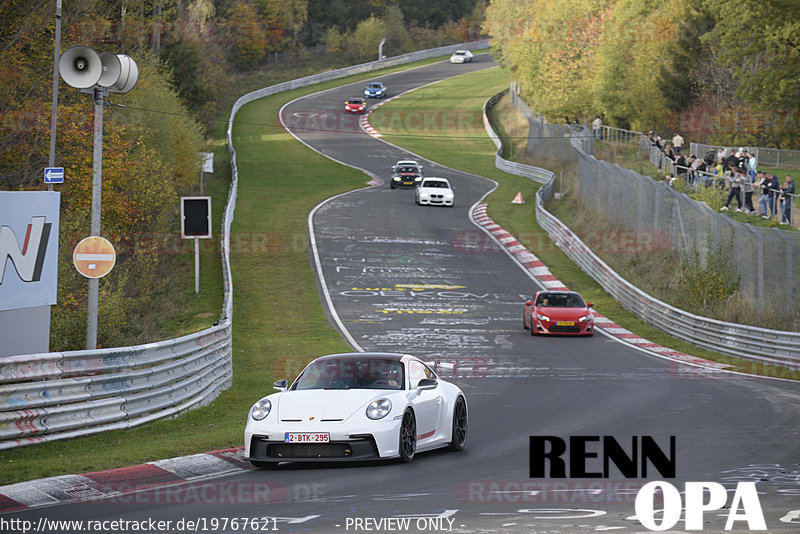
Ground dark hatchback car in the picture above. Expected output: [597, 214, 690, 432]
[390, 165, 423, 188]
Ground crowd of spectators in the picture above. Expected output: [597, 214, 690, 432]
[646, 131, 796, 226]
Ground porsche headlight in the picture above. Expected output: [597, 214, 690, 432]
[366, 399, 392, 420]
[536, 313, 551, 321]
[250, 399, 272, 421]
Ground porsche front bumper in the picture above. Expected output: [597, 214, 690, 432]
[245, 418, 403, 462]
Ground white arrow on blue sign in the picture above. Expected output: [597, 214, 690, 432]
[44, 167, 64, 184]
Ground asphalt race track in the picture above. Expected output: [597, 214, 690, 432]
[6, 55, 800, 533]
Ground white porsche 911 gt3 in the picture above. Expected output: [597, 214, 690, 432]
[245, 353, 467, 468]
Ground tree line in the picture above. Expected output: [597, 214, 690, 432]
[484, 0, 800, 148]
[0, 0, 483, 350]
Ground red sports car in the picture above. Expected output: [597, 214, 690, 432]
[344, 97, 366, 114]
[523, 290, 594, 336]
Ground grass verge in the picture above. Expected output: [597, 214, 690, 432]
[369, 69, 800, 381]
[0, 53, 475, 485]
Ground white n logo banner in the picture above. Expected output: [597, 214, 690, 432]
[0, 192, 60, 312]
[0, 216, 52, 283]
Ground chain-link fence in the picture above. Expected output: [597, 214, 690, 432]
[509, 88, 577, 162]
[510, 89, 800, 316]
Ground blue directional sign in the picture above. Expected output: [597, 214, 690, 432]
[44, 167, 64, 184]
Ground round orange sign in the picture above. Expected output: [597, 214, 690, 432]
[73, 236, 116, 278]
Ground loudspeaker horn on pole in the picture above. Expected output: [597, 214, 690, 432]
[97, 52, 122, 88]
[59, 45, 102, 89]
[111, 55, 139, 93]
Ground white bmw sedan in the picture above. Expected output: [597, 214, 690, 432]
[245, 353, 468, 468]
[415, 177, 455, 207]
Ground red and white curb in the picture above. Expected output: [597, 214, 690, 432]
[361, 94, 403, 138]
[361, 114, 381, 137]
[472, 203, 732, 371]
[0, 447, 250, 513]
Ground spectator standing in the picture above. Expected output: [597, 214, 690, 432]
[692, 158, 711, 187]
[781, 175, 795, 225]
[736, 149, 748, 174]
[685, 155, 696, 186]
[672, 132, 684, 154]
[747, 152, 757, 180]
[592, 116, 602, 139]
[721, 171, 743, 211]
[756, 172, 770, 217]
[713, 158, 725, 181]
[725, 149, 738, 174]
[716, 147, 726, 163]
[742, 171, 755, 214]
[675, 152, 687, 180]
[768, 173, 781, 218]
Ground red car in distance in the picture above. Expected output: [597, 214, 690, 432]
[345, 97, 366, 114]
[523, 290, 594, 336]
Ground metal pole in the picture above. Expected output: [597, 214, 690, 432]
[86, 87, 106, 350]
[378, 38, 386, 61]
[195, 237, 200, 293]
[47, 0, 62, 192]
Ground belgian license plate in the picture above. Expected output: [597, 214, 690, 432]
[285, 432, 329, 443]
[557, 321, 575, 326]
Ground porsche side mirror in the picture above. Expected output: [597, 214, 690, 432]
[417, 378, 438, 391]
[526, 300, 532, 306]
[273, 379, 288, 391]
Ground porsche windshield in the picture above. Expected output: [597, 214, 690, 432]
[535, 293, 586, 308]
[292, 358, 405, 390]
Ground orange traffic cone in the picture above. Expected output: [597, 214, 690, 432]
[512, 192, 525, 204]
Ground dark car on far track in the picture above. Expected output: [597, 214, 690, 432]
[390, 165, 423, 188]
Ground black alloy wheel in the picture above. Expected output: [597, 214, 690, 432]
[448, 397, 468, 451]
[399, 409, 416, 462]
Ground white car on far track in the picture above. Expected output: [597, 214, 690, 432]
[415, 177, 455, 207]
[450, 50, 473, 63]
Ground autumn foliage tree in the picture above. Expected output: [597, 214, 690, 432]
[1, 1, 204, 350]
[485, 0, 800, 148]
[484, 0, 607, 121]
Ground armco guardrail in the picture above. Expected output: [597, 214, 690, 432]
[483, 89, 551, 185]
[0, 326, 232, 448]
[483, 89, 800, 368]
[0, 41, 488, 450]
